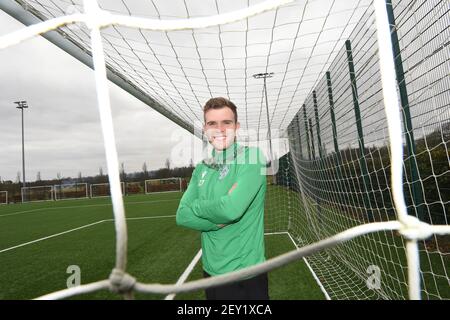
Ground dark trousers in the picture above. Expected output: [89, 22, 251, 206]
[203, 271, 269, 300]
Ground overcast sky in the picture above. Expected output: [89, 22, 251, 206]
[0, 9, 198, 182]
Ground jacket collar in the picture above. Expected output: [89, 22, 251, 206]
[203, 142, 244, 169]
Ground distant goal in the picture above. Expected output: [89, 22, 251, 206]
[145, 178, 182, 194]
[90, 182, 125, 198]
[54, 183, 88, 200]
[21, 186, 54, 203]
[0, 191, 7, 204]
[125, 182, 144, 195]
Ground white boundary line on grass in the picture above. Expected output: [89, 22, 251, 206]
[165, 249, 203, 300]
[0, 199, 179, 218]
[0, 215, 176, 254]
[0, 220, 106, 254]
[115, 215, 176, 221]
[285, 232, 331, 300]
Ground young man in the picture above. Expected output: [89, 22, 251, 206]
[176, 97, 269, 300]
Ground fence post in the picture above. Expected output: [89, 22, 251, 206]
[303, 105, 312, 161]
[313, 91, 324, 225]
[296, 114, 303, 159]
[308, 118, 316, 160]
[313, 91, 323, 159]
[327, 71, 346, 206]
[346, 40, 374, 222]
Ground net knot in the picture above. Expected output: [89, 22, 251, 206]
[108, 268, 136, 294]
[398, 215, 433, 241]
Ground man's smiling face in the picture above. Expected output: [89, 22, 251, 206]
[203, 107, 240, 151]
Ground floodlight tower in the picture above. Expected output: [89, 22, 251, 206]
[253, 72, 276, 184]
[14, 100, 28, 198]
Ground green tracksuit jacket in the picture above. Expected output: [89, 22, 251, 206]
[176, 142, 267, 276]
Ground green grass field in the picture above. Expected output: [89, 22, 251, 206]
[0, 193, 325, 300]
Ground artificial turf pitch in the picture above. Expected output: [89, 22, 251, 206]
[0, 193, 324, 300]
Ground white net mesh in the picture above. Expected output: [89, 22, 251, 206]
[7, 0, 374, 141]
[281, 0, 450, 299]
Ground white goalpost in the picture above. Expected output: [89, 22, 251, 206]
[145, 177, 182, 194]
[21, 185, 54, 203]
[54, 183, 88, 201]
[0, 191, 7, 204]
[90, 182, 125, 198]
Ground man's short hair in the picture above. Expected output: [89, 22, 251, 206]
[203, 97, 238, 123]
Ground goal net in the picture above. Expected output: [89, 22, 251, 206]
[54, 183, 88, 200]
[277, 1, 450, 300]
[125, 181, 144, 195]
[0, 191, 7, 205]
[1, 0, 448, 301]
[145, 178, 182, 194]
[90, 182, 125, 198]
[21, 186, 54, 203]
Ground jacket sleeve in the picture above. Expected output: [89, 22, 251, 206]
[176, 167, 221, 232]
[191, 151, 266, 224]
